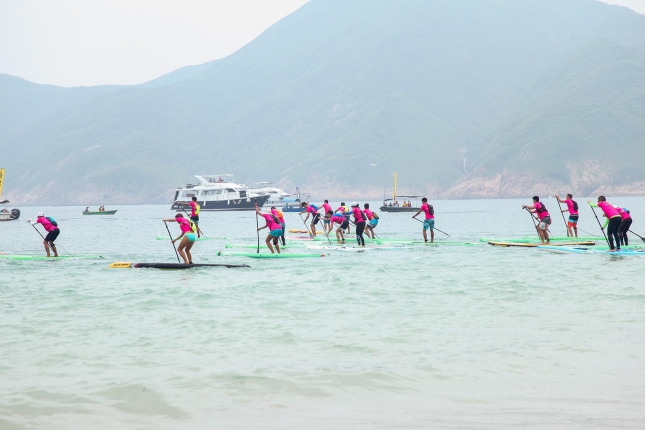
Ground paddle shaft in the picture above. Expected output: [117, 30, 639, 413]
[413, 217, 451, 237]
[255, 199, 260, 253]
[164, 221, 181, 263]
[589, 206, 611, 247]
[556, 200, 570, 236]
[29, 222, 71, 256]
[524, 207, 541, 239]
[628, 229, 645, 243]
[299, 212, 314, 237]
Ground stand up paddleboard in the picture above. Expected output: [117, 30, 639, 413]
[488, 241, 595, 248]
[217, 251, 327, 258]
[109, 262, 250, 269]
[537, 246, 645, 256]
[0, 255, 104, 261]
[156, 236, 217, 241]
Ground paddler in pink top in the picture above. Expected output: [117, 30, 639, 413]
[162, 214, 197, 264]
[329, 210, 349, 244]
[616, 206, 633, 246]
[321, 200, 333, 234]
[28, 212, 60, 257]
[522, 196, 551, 244]
[412, 197, 435, 243]
[256, 203, 283, 253]
[556, 193, 579, 237]
[271, 207, 286, 246]
[300, 202, 321, 238]
[588, 196, 622, 251]
[351, 202, 367, 247]
[363, 203, 377, 239]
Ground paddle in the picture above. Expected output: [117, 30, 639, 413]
[254, 199, 260, 254]
[164, 221, 181, 263]
[413, 218, 451, 237]
[298, 212, 314, 237]
[628, 230, 645, 244]
[180, 207, 204, 237]
[523, 207, 541, 239]
[588, 203, 610, 247]
[321, 218, 332, 245]
[555, 198, 570, 237]
[28, 221, 71, 256]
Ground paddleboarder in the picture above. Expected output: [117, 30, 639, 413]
[555, 194, 579, 237]
[412, 197, 435, 243]
[27, 212, 60, 257]
[162, 214, 197, 264]
[351, 202, 366, 247]
[522, 196, 551, 244]
[177, 196, 201, 238]
[271, 206, 286, 246]
[320, 200, 333, 234]
[337, 202, 351, 234]
[330, 210, 349, 244]
[363, 203, 378, 239]
[617, 207, 632, 246]
[589, 196, 622, 251]
[256, 203, 283, 254]
[300, 202, 320, 238]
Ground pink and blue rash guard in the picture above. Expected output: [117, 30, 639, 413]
[363, 209, 374, 220]
[420, 203, 434, 220]
[352, 207, 365, 223]
[177, 217, 194, 233]
[331, 214, 345, 225]
[564, 199, 578, 216]
[306, 204, 318, 215]
[598, 201, 620, 218]
[263, 213, 282, 231]
[36, 216, 57, 232]
[321, 203, 332, 214]
[534, 202, 550, 220]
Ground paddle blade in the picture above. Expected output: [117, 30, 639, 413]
[109, 262, 133, 269]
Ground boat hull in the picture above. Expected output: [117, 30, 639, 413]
[83, 210, 118, 215]
[172, 195, 270, 212]
[379, 206, 418, 212]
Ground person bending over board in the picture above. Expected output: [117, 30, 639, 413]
[522, 196, 551, 244]
[412, 198, 435, 243]
[351, 202, 367, 247]
[616, 207, 632, 246]
[28, 212, 60, 257]
[176, 196, 201, 238]
[337, 202, 351, 234]
[363, 203, 378, 239]
[329, 210, 349, 244]
[589, 197, 622, 251]
[556, 194, 579, 237]
[300, 202, 320, 238]
[271, 207, 286, 246]
[256, 203, 283, 254]
[320, 200, 333, 234]
[162, 214, 197, 264]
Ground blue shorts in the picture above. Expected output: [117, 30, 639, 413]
[270, 229, 283, 237]
[324, 219, 330, 224]
[423, 219, 435, 231]
[185, 233, 196, 242]
[369, 219, 378, 228]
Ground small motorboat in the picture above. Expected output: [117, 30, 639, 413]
[0, 202, 20, 222]
[83, 207, 118, 215]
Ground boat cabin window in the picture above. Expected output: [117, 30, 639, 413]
[226, 188, 236, 193]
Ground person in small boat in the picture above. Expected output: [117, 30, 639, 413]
[84, 207, 89, 213]
[162, 214, 197, 264]
[412, 197, 435, 243]
[256, 203, 282, 253]
[28, 212, 60, 257]
[523, 196, 551, 244]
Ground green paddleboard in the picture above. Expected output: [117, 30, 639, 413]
[375, 239, 476, 245]
[0, 255, 105, 261]
[156, 236, 219, 241]
[216, 251, 327, 258]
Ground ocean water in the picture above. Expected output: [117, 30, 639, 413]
[1, 197, 644, 429]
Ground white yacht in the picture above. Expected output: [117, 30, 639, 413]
[245, 182, 311, 204]
[171, 174, 270, 212]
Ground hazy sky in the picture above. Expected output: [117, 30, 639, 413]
[0, 0, 308, 87]
[0, 0, 642, 88]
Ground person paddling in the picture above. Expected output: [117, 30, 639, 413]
[27, 212, 60, 257]
[320, 200, 333, 234]
[162, 214, 197, 264]
[556, 194, 579, 237]
[177, 196, 201, 238]
[589, 196, 622, 251]
[363, 203, 378, 239]
[271, 206, 286, 246]
[256, 203, 283, 254]
[522, 196, 551, 244]
[337, 202, 351, 234]
[329, 210, 349, 244]
[617, 207, 632, 246]
[412, 197, 435, 243]
[300, 202, 320, 237]
[351, 202, 366, 247]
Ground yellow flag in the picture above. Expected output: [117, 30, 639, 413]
[0, 168, 4, 198]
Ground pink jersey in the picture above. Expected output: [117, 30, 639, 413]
[177, 217, 194, 233]
[363, 209, 374, 220]
[564, 199, 578, 216]
[352, 207, 365, 223]
[271, 208, 284, 222]
[189, 201, 198, 217]
[306, 205, 318, 214]
[598, 201, 620, 219]
[321, 203, 332, 214]
[36, 216, 57, 232]
[263, 213, 282, 231]
[617, 207, 631, 220]
[421, 203, 434, 220]
[534, 202, 549, 220]
[331, 214, 345, 225]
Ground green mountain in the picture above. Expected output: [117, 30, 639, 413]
[3, 0, 645, 204]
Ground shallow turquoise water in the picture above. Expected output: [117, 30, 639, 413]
[1, 198, 644, 429]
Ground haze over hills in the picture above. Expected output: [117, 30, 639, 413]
[2, 0, 645, 204]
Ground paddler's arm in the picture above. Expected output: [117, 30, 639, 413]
[257, 224, 267, 232]
[601, 217, 609, 230]
[162, 218, 178, 222]
[555, 194, 566, 204]
[27, 219, 38, 225]
[172, 231, 185, 243]
[412, 208, 423, 219]
[587, 201, 599, 208]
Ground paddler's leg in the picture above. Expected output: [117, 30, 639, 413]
[273, 235, 281, 254]
[265, 234, 275, 253]
[280, 222, 286, 246]
[44, 229, 59, 257]
[184, 233, 196, 263]
[177, 237, 190, 264]
[43, 240, 51, 257]
[356, 221, 365, 247]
